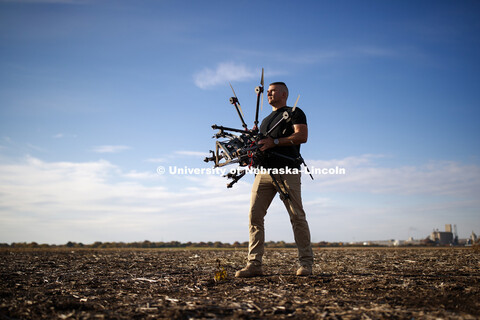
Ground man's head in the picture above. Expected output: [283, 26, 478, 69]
[267, 82, 289, 109]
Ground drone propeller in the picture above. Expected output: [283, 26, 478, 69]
[229, 83, 248, 129]
[229, 83, 244, 117]
[254, 68, 264, 129]
[292, 94, 300, 112]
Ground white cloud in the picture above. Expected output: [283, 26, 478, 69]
[247, 45, 413, 66]
[193, 62, 257, 89]
[0, 154, 478, 244]
[0, 156, 250, 244]
[0, 137, 12, 150]
[355, 46, 398, 58]
[306, 155, 480, 197]
[52, 133, 77, 139]
[26, 143, 46, 152]
[122, 170, 159, 180]
[272, 50, 342, 64]
[2, 137, 12, 144]
[145, 158, 166, 163]
[0, 0, 87, 4]
[301, 155, 480, 241]
[175, 150, 207, 157]
[92, 145, 131, 153]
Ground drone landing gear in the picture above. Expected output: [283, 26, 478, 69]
[269, 173, 289, 201]
[269, 173, 303, 217]
[224, 169, 246, 188]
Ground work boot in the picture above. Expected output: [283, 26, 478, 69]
[235, 264, 264, 278]
[296, 265, 312, 276]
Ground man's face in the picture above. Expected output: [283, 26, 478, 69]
[267, 84, 286, 106]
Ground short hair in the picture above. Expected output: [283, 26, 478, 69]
[269, 82, 289, 98]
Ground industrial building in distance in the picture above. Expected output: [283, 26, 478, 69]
[430, 224, 457, 245]
[355, 224, 478, 247]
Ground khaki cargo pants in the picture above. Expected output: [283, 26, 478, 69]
[248, 172, 314, 267]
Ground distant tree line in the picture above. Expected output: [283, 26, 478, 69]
[0, 238, 461, 249]
[0, 240, 309, 249]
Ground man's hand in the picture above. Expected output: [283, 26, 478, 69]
[259, 137, 275, 151]
[258, 124, 308, 152]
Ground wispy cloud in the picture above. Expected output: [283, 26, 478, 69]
[122, 170, 159, 180]
[92, 145, 131, 154]
[175, 150, 207, 157]
[355, 46, 399, 58]
[0, 155, 249, 243]
[52, 133, 77, 139]
[26, 143, 46, 152]
[145, 158, 166, 163]
[247, 45, 416, 65]
[193, 62, 257, 89]
[271, 50, 342, 64]
[0, 0, 88, 4]
[2, 137, 13, 144]
[307, 155, 480, 197]
[0, 154, 478, 244]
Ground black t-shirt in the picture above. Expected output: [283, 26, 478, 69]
[259, 106, 307, 169]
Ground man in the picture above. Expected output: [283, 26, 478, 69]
[235, 82, 314, 278]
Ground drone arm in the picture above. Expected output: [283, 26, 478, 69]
[234, 102, 248, 129]
[212, 125, 254, 135]
[254, 87, 263, 128]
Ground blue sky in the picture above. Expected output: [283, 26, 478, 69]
[1, 0, 479, 244]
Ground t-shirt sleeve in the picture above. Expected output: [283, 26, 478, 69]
[291, 107, 307, 126]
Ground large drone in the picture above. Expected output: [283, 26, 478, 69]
[204, 69, 312, 197]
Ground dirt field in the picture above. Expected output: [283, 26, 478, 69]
[1, 247, 479, 319]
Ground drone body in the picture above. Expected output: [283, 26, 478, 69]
[204, 69, 310, 188]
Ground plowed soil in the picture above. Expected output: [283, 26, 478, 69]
[1, 247, 479, 319]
